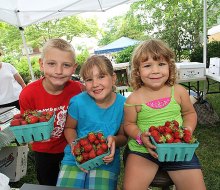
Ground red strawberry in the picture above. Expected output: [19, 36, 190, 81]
[183, 133, 192, 143]
[149, 126, 158, 132]
[81, 152, 89, 161]
[100, 143, 108, 152]
[10, 119, 21, 126]
[172, 120, 179, 127]
[76, 155, 83, 163]
[26, 115, 39, 124]
[174, 130, 184, 139]
[47, 111, 54, 117]
[46, 111, 54, 120]
[20, 120, 28, 125]
[150, 130, 160, 138]
[153, 135, 166, 143]
[96, 132, 104, 140]
[41, 111, 47, 116]
[79, 138, 89, 146]
[39, 116, 48, 122]
[88, 132, 96, 143]
[94, 139, 100, 145]
[96, 148, 105, 156]
[83, 143, 93, 153]
[164, 126, 173, 134]
[158, 126, 165, 134]
[23, 110, 32, 117]
[183, 129, 191, 136]
[99, 137, 106, 143]
[164, 121, 171, 127]
[164, 133, 174, 143]
[88, 149, 96, 159]
[73, 143, 81, 156]
[13, 113, 23, 119]
[173, 138, 182, 143]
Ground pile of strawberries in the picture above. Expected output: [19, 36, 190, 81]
[10, 110, 54, 126]
[73, 132, 109, 164]
[149, 120, 196, 144]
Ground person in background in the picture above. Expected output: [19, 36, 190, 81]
[123, 39, 206, 190]
[56, 55, 127, 190]
[19, 38, 83, 186]
[0, 50, 26, 110]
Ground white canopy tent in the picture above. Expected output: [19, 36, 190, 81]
[0, 0, 208, 80]
[0, 0, 138, 80]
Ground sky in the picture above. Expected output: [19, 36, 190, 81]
[80, 3, 130, 27]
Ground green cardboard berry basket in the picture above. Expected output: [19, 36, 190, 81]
[76, 150, 110, 170]
[73, 132, 110, 170]
[9, 114, 55, 144]
[150, 136, 199, 162]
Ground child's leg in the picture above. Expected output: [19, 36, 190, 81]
[56, 165, 86, 188]
[34, 151, 64, 186]
[168, 169, 206, 190]
[85, 168, 118, 190]
[123, 153, 159, 190]
[163, 154, 206, 190]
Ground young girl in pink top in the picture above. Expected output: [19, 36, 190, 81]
[123, 39, 206, 190]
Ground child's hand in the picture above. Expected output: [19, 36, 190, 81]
[141, 131, 158, 159]
[103, 135, 115, 164]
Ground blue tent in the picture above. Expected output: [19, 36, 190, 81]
[94, 37, 140, 54]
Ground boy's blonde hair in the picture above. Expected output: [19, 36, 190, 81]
[41, 38, 76, 63]
[80, 55, 114, 80]
[131, 39, 177, 90]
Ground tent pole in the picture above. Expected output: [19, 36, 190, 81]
[203, 0, 207, 66]
[19, 27, 35, 81]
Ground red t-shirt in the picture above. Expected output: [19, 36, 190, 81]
[19, 78, 83, 153]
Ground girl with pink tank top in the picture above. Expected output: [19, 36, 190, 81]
[123, 39, 206, 190]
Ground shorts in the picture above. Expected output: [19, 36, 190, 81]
[56, 165, 118, 190]
[129, 150, 201, 171]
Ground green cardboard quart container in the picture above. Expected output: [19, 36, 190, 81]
[76, 150, 110, 170]
[9, 114, 55, 144]
[150, 136, 199, 162]
[73, 132, 110, 170]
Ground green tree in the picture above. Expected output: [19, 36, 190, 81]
[99, 0, 220, 61]
[0, 16, 99, 55]
[114, 46, 136, 63]
[99, 14, 146, 46]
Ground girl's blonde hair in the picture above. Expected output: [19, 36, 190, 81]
[131, 39, 177, 90]
[41, 38, 76, 63]
[80, 55, 114, 80]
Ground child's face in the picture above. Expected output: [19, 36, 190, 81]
[84, 65, 116, 104]
[39, 48, 77, 91]
[139, 55, 169, 90]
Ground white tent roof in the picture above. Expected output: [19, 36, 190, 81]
[208, 24, 220, 35]
[0, 0, 138, 28]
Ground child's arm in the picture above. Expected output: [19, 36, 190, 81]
[64, 114, 77, 144]
[124, 93, 157, 158]
[124, 94, 140, 139]
[175, 84, 197, 133]
[103, 123, 128, 164]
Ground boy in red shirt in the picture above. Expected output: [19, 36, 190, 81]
[19, 38, 83, 186]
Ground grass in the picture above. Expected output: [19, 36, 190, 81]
[10, 80, 220, 190]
